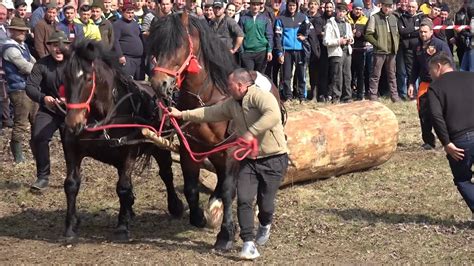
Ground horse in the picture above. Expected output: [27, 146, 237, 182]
[148, 12, 283, 250]
[61, 40, 184, 241]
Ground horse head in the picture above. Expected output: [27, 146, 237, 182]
[148, 12, 205, 101]
[63, 40, 112, 135]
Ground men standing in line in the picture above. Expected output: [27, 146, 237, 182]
[26, 31, 71, 191]
[113, 1, 144, 80]
[427, 52, 474, 223]
[365, 0, 400, 102]
[408, 19, 451, 150]
[239, 0, 273, 73]
[3, 17, 37, 163]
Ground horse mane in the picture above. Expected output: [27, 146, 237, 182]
[147, 13, 238, 94]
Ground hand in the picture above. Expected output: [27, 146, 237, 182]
[339, 38, 347, 45]
[230, 48, 235, 54]
[407, 84, 414, 98]
[167, 107, 183, 119]
[444, 142, 464, 161]
[449, 37, 456, 45]
[355, 31, 361, 38]
[267, 52, 272, 62]
[241, 131, 255, 142]
[119, 56, 126, 65]
[297, 35, 305, 41]
[278, 55, 284, 64]
[44, 95, 60, 109]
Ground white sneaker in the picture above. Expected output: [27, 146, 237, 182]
[239, 241, 260, 260]
[255, 224, 271, 246]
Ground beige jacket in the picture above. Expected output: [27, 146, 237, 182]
[182, 85, 288, 159]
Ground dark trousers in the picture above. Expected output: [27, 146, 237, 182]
[328, 51, 352, 101]
[281, 50, 306, 101]
[9, 90, 38, 143]
[308, 55, 318, 100]
[447, 131, 474, 214]
[364, 49, 373, 98]
[32, 108, 65, 180]
[264, 50, 280, 87]
[316, 47, 329, 101]
[396, 48, 414, 99]
[0, 80, 12, 128]
[241, 51, 268, 73]
[238, 153, 288, 242]
[369, 53, 399, 101]
[351, 51, 365, 99]
[123, 56, 145, 81]
[418, 94, 436, 147]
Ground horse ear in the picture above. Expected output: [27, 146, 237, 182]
[84, 42, 99, 62]
[181, 10, 189, 28]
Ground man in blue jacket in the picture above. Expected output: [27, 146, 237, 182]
[274, 0, 308, 102]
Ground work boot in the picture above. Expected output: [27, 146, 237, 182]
[10, 141, 25, 163]
[239, 241, 260, 260]
[255, 224, 271, 246]
[30, 178, 49, 191]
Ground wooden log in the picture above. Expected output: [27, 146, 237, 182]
[281, 100, 398, 186]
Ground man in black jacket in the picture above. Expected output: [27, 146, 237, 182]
[26, 31, 71, 191]
[454, 0, 471, 65]
[427, 52, 474, 222]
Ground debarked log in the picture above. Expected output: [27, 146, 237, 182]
[281, 100, 398, 186]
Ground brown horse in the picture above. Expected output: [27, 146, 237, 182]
[62, 40, 183, 241]
[148, 12, 283, 250]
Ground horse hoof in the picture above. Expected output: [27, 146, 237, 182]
[190, 209, 207, 228]
[113, 227, 130, 242]
[213, 239, 234, 252]
[168, 198, 184, 218]
[204, 198, 223, 229]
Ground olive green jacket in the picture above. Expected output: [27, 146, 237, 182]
[365, 11, 399, 54]
[182, 85, 288, 159]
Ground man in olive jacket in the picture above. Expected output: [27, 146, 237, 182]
[365, 0, 400, 102]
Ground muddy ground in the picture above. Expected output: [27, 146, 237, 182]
[0, 99, 472, 263]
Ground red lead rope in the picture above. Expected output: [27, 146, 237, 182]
[81, 102, 258, 162]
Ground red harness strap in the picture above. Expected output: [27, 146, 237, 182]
[66, 71, 96, 113]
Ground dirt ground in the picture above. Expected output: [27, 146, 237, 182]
[0, 99, 473, 263]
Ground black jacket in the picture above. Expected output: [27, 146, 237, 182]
[398, 12, 423, 50]
[454, 7, 471, 50]
[26, 55, 66, 114]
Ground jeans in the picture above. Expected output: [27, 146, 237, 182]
[460, 49, 474, 72]
[241, 51, 268, 73]
[237, 153, 288, 242]
[447, 131, 474, 214]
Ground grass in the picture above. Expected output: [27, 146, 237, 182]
[0, 98, 472, 263]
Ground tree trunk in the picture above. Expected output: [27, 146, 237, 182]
[281, 100, 398, 186]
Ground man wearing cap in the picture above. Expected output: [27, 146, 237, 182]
[113, 1, 145, 80]
[210, 1, 244, 56]
[3, 17, 37, 163]
[238, 0, 273, 73]
[91, 1, 114, 49]
[408, 19, 451, 151]
[34, 2, 58, 58]
[26, 30, 71, 191]
[57, 5, 85, 43]
[364, 0, 401, 102]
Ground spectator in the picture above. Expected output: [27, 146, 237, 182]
[57, 5, 85, 43]
[365, 0, 400, 102]
[225, 3, 237, 19]
[113, 2, 145, 80]
[314, 1, 334, 102]
[76, 5, 102, 41]
[142, 0, 158, 35]
[408, 19, 451, 150]
[203, 3, 215, 23]
[26, 31, 71, 191]
[102, 0, 121, 21]
[263, 0, 281, 89]
[33, 2, 57, 58]
[419, 0, 436, 15]
[29, 0, 50, 29]
[439, 4, 454, 53]
[210, 1, 244, 57]
[159, 0, 173, 16]
[454, 0, 471, 65]
[3, 17, 37, 163]
[91, 1, 114, 48]
[347, 0, 368, 100]
[133, 0, 146, 27]
[232, 0, 244, 23]
[323, 2, 353, 103]
[427, 52, 474, 223]
[238, 0, 273, 73]
[362, 0, 379, 18]
[305, 0, 322, 101]
[396, 0, 422, 100]
[0, 4, 12, 133]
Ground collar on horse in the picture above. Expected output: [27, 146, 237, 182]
[152, 32, 202, 89]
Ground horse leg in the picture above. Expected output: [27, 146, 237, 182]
[115, 156, 135, 241]
[213, 156, 238, 251]
[180, 152, 206, 228]
[154, 148, 184, 218]
[64, 147, 83, 241]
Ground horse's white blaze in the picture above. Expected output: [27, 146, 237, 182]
[76, 70, 84, 78]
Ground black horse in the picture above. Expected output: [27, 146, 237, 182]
[62, 40, 183, 241]
[148, 12, 283, 250]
